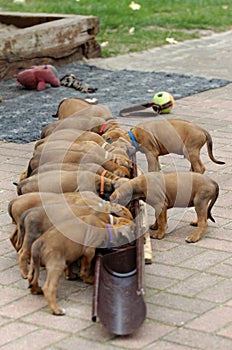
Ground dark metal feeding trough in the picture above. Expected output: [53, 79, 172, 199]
[0, 11, 101, 80]
[92, 155, 147, 335]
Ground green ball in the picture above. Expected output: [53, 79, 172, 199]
[153, 91, 174, 114]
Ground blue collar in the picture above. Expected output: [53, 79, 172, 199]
[128, 130, 139, 149]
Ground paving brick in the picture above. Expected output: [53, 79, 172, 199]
[154, 245, 205, 266]
[164, 327, 232, 350]
[0, 321, 37, 347]
[57, 336, 118, 350]
[178, 250, 232, 271]
[22, 310, 90, 333]
[196, 279, 232, 303]
[0, 286, 27, 307]
[146, 303, 195, 326]
[145, 274, 178, 291]
[145, 263, 195, 280]
[217, 324, 232, 339]
[186, 305, 232, 333]
[144, 340, 200, 350]
[110, 321, 174, 349]
[78, 322, 115, 342]
[1, 328, 67, 350]
[167, 272, 224, 297]
[195, 238, 232, 252]
[0, 294, 47, 319]
[207, 260, 232, 277]
[147, 292, 215, 315]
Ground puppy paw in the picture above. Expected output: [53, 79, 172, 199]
[190, 221, 198, 227]
[83, 275, 94, 284]
[29, 284, 43, 295]
[185, 235, 200, 243]
[53, 308, 66, 316]
[149, 223, 158, 231]
[20, 270, 28, 279]
[150, 230, 165, 240]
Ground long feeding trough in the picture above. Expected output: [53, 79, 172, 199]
[0, 12, 102, 80]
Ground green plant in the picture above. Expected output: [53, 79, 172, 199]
[1, 0, 231, 56]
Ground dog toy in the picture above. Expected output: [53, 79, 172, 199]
[119, 91, 174, 117]
[153, 91, 174, 114]
[14, 65, 60, 91]
[60, 73, 97, 93]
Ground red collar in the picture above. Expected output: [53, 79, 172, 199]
[99, 122, 108, 136]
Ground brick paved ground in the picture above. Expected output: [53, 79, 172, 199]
[1, 34, 232, 349]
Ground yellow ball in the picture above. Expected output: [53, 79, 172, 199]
[153, 91, 174, 114]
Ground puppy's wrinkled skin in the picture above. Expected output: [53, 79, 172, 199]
[111, 171, 219, 243]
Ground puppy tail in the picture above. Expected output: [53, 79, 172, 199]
[207, 181, 219, 223]
[16, 211, 28, 251]
[28, 240, 43, 288]
[205, 131, 225, 165]
[7, 199, 15, 222]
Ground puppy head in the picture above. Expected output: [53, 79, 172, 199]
[103, 128, 127, 141]
[111, 138, 136, 157]
[109, 202, 133, 220]
[113, 156, 133, 171]
[112, 220, 136, 247]
[110, 179, 133, 206]
[113, 166, 131, 178]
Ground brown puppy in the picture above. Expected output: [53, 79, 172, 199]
[28, 214, 135, 315]
[110, 137, 136, 157]
[9, 192, 77, 250]
[102, 127, 128, 141]
[31, 162, 120, 181]
[52, 98, 113, 120]
[110, 171, 219, 243]
[27, 148, 132, 178]
[34, 130, 106, 153]
[18, 202, 133, 278]
[40, 116, 107, 138]
[8, 191, 132, 251]
[107, 119, 225, 173]
[16, 170, 116, 198]
[91, 119, 121, 136]
[33, 140, 130, 164]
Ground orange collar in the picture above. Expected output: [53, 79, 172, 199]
[100, 169, 107, 196]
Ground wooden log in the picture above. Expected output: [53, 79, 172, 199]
[0, 12, 102, 80]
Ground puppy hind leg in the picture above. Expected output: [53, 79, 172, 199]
[18, 247, 30, 279]
[150, 206, 167, 240]
[42, 263, 66, 316]
[80, 248, 95, 284]
[9, 227, 18, 251]
[185, 201, 208, 243]
[28, 241, 43, 294]
[188, 151, 205, 174]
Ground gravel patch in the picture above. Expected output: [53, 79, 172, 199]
[0, 61, 230, 143]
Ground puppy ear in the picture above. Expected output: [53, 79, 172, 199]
[127, 145, 136, 156]
[112, 177, 129, 189]
[118, 222, 136, 245]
